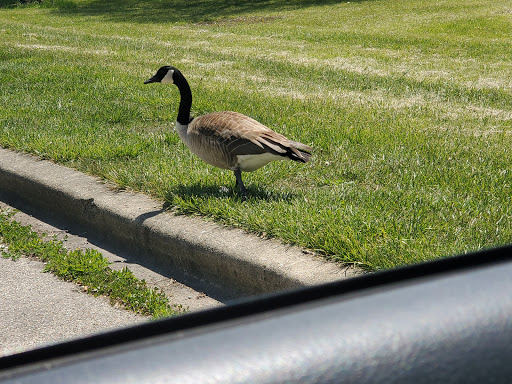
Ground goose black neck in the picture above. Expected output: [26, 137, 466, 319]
[174, 70, 192, 125]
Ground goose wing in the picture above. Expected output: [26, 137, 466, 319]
[189, 111, 312, 162]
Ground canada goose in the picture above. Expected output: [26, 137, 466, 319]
[144, 65, 312, 196]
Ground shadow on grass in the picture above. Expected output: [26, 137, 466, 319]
[36, 0, 369, 24]
[163, 181, 297, 205]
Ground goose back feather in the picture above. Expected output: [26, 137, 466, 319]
[182, 111, 312, 172]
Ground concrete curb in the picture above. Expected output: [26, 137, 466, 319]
[0, 147, 359, 300]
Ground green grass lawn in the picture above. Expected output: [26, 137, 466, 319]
[0, 0, 511, 270]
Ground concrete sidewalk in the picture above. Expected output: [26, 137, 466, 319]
[0, 198, 220, 358]
[0, 253, 146, 357]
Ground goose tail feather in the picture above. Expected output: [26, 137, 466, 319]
[288, 141, 312, 163]
[297, 149, 312, 162]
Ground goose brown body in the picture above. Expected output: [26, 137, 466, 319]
[144, 65, 312, 196]
[181, 111, 312, 172]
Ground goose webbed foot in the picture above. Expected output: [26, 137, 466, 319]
[234, 169, 248, 198]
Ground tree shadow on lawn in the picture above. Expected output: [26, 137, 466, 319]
[47, 0, 370, 24]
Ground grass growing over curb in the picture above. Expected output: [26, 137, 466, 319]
[0, 0, 511, 270]
[0, 210, 185, 319]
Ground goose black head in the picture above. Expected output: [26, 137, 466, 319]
[144, 66, 178, 84]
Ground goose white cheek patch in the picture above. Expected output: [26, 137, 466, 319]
[161, 70, 174, 84]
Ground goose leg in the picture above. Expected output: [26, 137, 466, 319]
[234, 169, 247, 197]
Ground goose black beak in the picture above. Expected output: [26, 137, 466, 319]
[144, 76, 157, 84]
